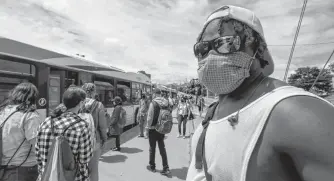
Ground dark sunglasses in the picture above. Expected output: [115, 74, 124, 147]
[193, 35, 241, 59]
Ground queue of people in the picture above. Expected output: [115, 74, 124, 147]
[0, 82, 131, 181]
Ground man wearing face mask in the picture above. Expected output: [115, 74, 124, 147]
[187, 5, 334, 181]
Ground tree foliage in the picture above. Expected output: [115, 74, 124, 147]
[328, 62, 334, 73]
[288, 66, 333, 95]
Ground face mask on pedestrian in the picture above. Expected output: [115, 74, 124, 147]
[194, 18, 260, 95]
[197, 51, 257, 95]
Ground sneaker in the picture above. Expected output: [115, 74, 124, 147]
[183, 136, 186, 139]
[138, 135, 144, 138]
[111, 147, 121, 151]
[177, 134, 182, 138]
[161, 169, 171, 175]
[146, 165, 156, 173]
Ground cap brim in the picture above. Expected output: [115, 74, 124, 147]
[262, 49, 274, 76]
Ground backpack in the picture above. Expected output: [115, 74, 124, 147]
[153, 101, 173, 134]
[78, 113, 96, 150]
[178, 103, 189, 116]
[0, 110, 32, 179]
[79, 100, 99, 149]
[40, 119, 82, 181]
[118, 107, 127, 128]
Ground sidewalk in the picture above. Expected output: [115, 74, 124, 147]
[99, 112, 203, 181]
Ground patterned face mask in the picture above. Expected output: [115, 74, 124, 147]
[197, 52, 256, 95]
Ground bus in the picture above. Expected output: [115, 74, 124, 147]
[0, 37, 151, 130]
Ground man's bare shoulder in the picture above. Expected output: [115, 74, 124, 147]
[266, 95, 334, 170]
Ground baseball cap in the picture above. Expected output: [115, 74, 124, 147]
[154, 88, 161, 95]
[204, 5, 274, 76]
[112, 96, 122, 105]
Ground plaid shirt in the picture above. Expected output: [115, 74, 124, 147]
[35, 112, 93, 181]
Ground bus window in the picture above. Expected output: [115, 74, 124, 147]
[79, 72, 92, 86]
[65, 71, 78, 89]
[94, 80, 114, 107]
[0, 77, 31, 103]
[145, 85, 152, 94]
[131, 83, 142, 104]
[117, 80, 131, 104]
[0, 59, 36, 76]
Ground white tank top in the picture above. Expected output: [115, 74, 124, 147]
[186, 86, 331, 181]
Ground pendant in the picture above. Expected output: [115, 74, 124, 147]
[227, 114, 239, 128]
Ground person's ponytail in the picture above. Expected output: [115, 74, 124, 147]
[50, 103, 67, 118]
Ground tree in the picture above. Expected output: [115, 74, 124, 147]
[288, 66, 333, 95]
[328, 62, 334, 73]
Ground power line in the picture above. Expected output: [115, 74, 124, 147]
[283, 0, 308, 82]
[268, 41, 334, 47]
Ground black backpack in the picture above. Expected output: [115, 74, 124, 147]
[0, 110, 32, 179]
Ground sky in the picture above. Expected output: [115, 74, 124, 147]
[0, 0, 333, 84]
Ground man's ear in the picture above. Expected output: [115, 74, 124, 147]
[245, 36, 256, 47]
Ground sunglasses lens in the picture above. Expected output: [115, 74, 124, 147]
[194, 36, 241, 58]
[194, 42, 209, 58]
[214, 36, 241, 54]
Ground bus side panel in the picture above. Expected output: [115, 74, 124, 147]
[133, 104, 139, 124]
[105, 105, 135, 127]
[36, 109, 47, 122]
[105, 107, 114, 126]
[124, 105, 135, 126]
[36, 65, 49, 111]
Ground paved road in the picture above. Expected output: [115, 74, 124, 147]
[99, 110, 203, 181]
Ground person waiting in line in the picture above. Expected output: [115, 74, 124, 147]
[108, 96, 124, 151]
[145, 88, 171, 175]
[196, 94, 205, 118]
[168, 94, 174, 112]
[176, 96, 190, 139]
[186, 96, 195, 120]
[36, 86, 93, 181]
[81, 83, 108, 181]
[0, 82, 41, 181]
[138, 94, 149, 138]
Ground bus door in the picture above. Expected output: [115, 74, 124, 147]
[65, 71, 79, 88]
[48, 70, 63, 115]
[116, 80, 135, 126]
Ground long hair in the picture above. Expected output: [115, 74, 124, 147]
[0, 82, 39, 113]
[50, 103, 67, 119]
[82, 83, 96, 99]
[50, 86, 86, 118]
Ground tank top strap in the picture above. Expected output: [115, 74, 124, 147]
[251, 86, 321, 110]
